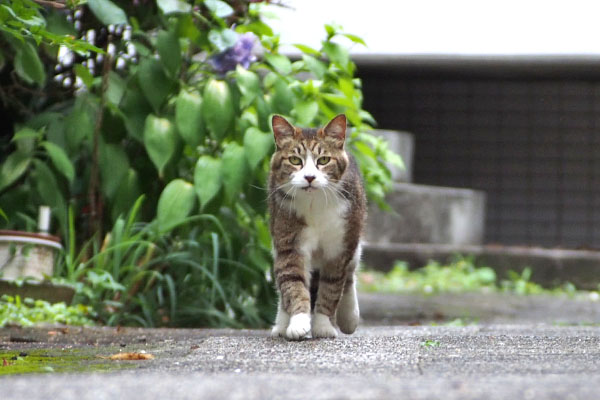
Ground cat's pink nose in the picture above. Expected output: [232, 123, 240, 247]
[304, 175, 315, 183]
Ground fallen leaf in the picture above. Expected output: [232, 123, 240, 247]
[108, 352, 154, 361]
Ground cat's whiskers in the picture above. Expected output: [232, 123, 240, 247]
[278, 184, 298, 217]
[267, 182, 293, 202]
[326, 184, 348, 200]
[321, 185, 329, 206]
[249, 184, 268, 191]
[287, 186, 299, 218]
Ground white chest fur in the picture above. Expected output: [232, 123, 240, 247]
[293, 190, 348, 262]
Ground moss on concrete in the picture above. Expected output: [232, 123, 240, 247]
[0, 348, 137, 375]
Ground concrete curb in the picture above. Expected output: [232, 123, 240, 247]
[358, 292, 600, 325]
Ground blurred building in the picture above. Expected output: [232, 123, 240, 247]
[358, 55, 600, 248]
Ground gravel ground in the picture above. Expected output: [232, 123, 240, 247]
[2, 324, 600, 399]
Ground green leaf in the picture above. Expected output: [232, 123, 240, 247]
[293, 44, 321, 56]
[111, 169, 141, 222]
[106, 71, 126, 105]
[12, 127, 41, 143]
[157, 0, 192, 14]
[120, 79, 152, 142]
[157, 179, 196, 232]
[32, 159, 66, 234]
[270, 77, 294, 115]
[175, 90, 204, 147]
[324, 24, 338, 38]
[235, 65, 260, 108]
[322, 93, 355, 108]
[65, 102, 95, 153]
[46, 9, 77, 36]
[87, 0, 127, 25]
[294, 100, 318, 126]
[194, 156, 222, 209]
[157, 30, 182, 78]
[342, 33, 367, 46]
[243, 127, 273, 170]
[264, 53, 292, 75]
[208, 28, 238, 52]
[205, 0, 234, 18]
[203, 79, 234, 141]
[236, 21, 273, 37]
[14, 41, 45, 86]
[74, 64, 94, 88]
[143, 115, 177, 176]
[302, 55, 326, 79]
[221, 143, 247, 202]
[322, 41, 350, 70]
[41, 141, 75, 183]
[0, 152, 31, 191]
[255, 96, 272, 132]
[99, 141, 130, 199]
[137, 58, 173, 113]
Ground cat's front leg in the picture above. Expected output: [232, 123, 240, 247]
[273, 251, 311, 340]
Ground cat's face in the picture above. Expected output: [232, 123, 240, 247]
[270, 115, 349, 195]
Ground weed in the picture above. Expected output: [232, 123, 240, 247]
[359, 256, 594, 297]
[53, 197, 275, 328]
[421, 339, 441, 348]
[0, 295, 96, 327]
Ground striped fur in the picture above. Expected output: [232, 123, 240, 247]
[268, 114, 367, 340]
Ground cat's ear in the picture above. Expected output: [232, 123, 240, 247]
[272, 115, 296, 147]
[322, 114, 347, 148]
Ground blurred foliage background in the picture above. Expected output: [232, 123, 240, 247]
[0, 0, 400, 328]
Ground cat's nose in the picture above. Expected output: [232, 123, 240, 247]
[304, 175, 315, 183]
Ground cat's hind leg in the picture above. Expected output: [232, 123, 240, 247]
[336, 247, 361, 334]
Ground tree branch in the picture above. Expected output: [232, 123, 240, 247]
[88, 44, 111, 245]
[33, 0, 67, 9]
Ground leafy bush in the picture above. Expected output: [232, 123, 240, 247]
[0, 295, 96, 327]
[0, 1, 399, 327]
[359, 257, 497, 294]
[359, 257, 585, 296]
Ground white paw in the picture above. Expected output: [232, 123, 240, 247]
[271, 325, 286, 338]
[311, 313, 338, 338]
[286, 313, 311, 340]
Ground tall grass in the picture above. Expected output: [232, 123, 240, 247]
[54, 196, 276, 328]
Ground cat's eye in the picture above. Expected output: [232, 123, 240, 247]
[317, 157, 331, 165]
[288, 156, 303, 166]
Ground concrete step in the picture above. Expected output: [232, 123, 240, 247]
[362, 242, 600, 290]
[359, 292, 600, 325]
[366, 183, 486, 245]
[370, 130, 414, 183]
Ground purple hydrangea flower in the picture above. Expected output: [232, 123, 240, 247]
[209, 33, 261, 75]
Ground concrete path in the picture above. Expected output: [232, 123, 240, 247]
[2, 323, 600, 399]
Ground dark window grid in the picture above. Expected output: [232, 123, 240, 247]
[365, 76, 600, 247]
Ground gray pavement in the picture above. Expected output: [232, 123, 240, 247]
[3, 324, 600, 399]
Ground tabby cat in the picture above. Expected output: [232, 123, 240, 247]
[268, 114, 366, 340]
